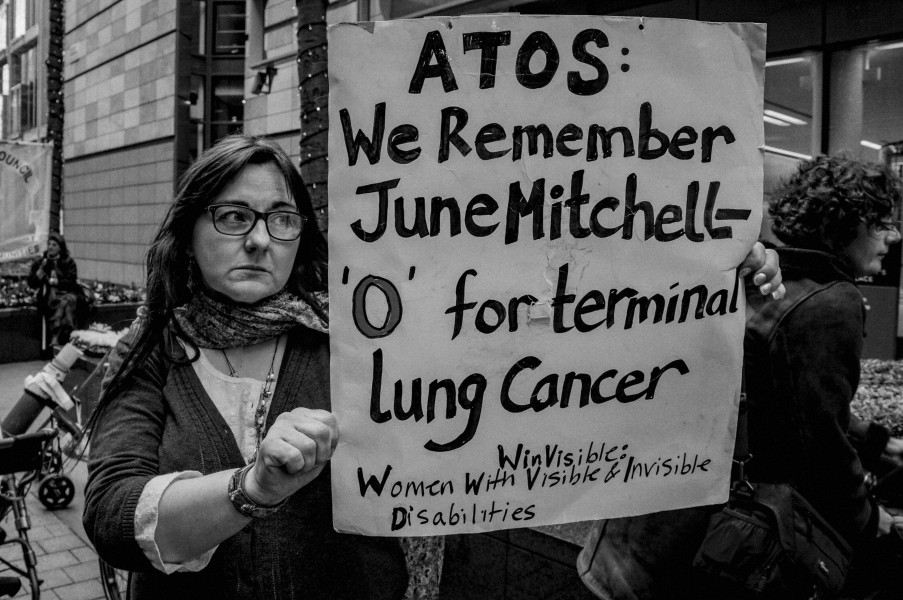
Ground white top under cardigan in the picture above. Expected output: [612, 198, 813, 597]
[134, 339, 286, 573]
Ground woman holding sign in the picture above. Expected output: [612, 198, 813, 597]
[83, 135, 408, 599]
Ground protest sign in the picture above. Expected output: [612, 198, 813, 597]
[328, 15, 765, 536]
[0, 141, 53, 263]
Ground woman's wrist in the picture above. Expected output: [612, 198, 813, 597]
[227, 464, 287, 519]
[241, 464, 284, 507]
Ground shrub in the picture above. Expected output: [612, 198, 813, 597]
[0, 275, 146, 308]
[853, 359, 903, 436]
[0, 276, 37, 308]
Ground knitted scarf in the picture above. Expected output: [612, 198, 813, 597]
[173, 288, 328, 349]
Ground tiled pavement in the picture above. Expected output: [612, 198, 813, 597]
[0, 502, 108, 600]
[1, 360, 109, 600]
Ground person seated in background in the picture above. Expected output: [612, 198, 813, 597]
[28, 232, 81, 350]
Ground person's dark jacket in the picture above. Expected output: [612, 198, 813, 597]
[577, 247, 889, 600]
[744, 246, 881, 546]
[84, 325, 408, 600]
[27, 251, 79, 308]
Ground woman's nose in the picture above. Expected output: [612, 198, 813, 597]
[888, 226, 902, 245]
[244, 218, 271, 251]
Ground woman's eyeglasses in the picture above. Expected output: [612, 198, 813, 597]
[207, 204, 307, 241]
[873, 219, 901, 234]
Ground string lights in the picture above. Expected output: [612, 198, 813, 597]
[295, 0, 328, 227]
[45, 0, 66, 233]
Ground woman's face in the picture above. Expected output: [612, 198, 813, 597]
[191, 162, 301, 304]
[46, 239, 60, 258]
[842, 219, 902, 278]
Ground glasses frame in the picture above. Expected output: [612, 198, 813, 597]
[206, 203, 307, 241]
[871, 218, 901, 236]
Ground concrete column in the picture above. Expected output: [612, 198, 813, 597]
[828, 47, 865, 158]
[809, 54, 823, 155]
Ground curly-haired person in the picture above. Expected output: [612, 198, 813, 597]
[746, 155, 903, 599]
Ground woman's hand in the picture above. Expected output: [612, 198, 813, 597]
[244, 407, 339, 506]
[739, 242, 785, 300]
[153, 408, 339, 562]
[877, 505, 901, 536]
[883, 436, 903, 467]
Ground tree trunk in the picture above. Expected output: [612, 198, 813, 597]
[296, 0, 329, 231]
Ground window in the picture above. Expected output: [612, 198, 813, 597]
[195, 1, 206, 55]
[8, 81, 19, 136]
[210, 75, 244, 142]
[211, 76, 243, 122]
[0, 2, 7, 52]
[18, 46, 35, 131]
[184, 0, 246, 157]
[761, 52, 821, 226]
[187, 73, 205, 161]
[213, 2, 245, 55]
[0, 63, 7, 138]
[764, 54, 819, 161]
[0, 0, 6, 138]
[12, 0, 34, 38]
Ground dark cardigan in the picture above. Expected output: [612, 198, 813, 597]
[83, 326, 408, 600]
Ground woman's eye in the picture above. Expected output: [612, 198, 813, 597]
[220, 209, 250, 223]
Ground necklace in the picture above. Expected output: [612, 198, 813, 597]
[221, 336, 281, 464]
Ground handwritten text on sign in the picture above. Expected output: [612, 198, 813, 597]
[328, 15, 765, 536]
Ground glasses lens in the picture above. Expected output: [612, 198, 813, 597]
[267, 212, 306, 240]
[212, 205, 255, 235]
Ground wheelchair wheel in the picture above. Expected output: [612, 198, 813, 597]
[99, 558, 129, 600]
[36, 475, 75, 510]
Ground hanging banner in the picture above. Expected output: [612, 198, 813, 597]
[328, 15, 765, 536]
[0, 141, 53, 263]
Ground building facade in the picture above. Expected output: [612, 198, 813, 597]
[0, 0, 46, 142]
[62, 0, 303, 285]
[60, 0, 903, 354]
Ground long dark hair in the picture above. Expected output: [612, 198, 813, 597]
[92, 134, 327, 423]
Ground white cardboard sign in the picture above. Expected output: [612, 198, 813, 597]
[328, 15, 765, 536]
